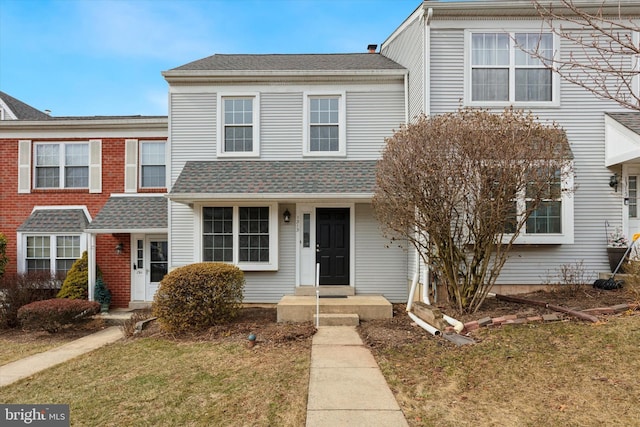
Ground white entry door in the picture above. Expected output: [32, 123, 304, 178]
[131, 234, 168, 302]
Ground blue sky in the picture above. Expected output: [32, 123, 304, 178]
[0, 0, 420, 116]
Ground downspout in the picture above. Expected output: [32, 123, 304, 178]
[424, 6, 433, 117]
[88, 233, 96, 301]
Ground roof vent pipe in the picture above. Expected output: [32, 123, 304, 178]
[367, 44, 377, 53]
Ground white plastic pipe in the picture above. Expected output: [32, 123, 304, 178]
[408, 312, 441, 336]
[443, 314, 464, 333]
[422, 267, 431, 305]
[315, 263, 320, 327]
[406, 271, 419, 312]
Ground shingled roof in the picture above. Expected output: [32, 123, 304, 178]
[607, 112, 640, 136]
[168, 160, 377, 199]
[87, 196, 167, 232]
[0, 91, 51, 120]
[170, 53, 405, 72]
[18, 208, 89, 233]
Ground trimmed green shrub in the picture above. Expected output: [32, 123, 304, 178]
[57, 251, 89, 299]
[0, 272, 58, 328]
[18, 298, 100, 332]
[0, 232, 8, 278]
[152, 262, 244, 334]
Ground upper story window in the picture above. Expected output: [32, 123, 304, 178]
[217, 94, 260, 157]
[468, 32, 556, 106]
[140, 141, 166, 188]
[34, 142, 89, 189]
[303, 92, 346, 156]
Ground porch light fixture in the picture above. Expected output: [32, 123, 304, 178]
[283, 209, 291, 223]
[115, 243, 123, 255]
[609, 174, 619, 192]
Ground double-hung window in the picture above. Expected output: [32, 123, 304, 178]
[303, 92, 346, 156]
[525, 168, 562, 234]
[201, 204, 278, 270]
[35, 142, 89, 189]
[140, 141, 166, 188]
[469, 32, 555, 105]
[25, 235, 82, 279]
[217, 94, 259, 157]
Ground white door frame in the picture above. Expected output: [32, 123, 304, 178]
[130, 233, 168, 302]
[295, 203, 356, 288]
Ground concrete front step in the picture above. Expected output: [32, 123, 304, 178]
[277, 295, 392, 323]
[314, 313, 360, 326]
[295, 285, 355, 297]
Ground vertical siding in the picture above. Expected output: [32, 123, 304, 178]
[382, 15, 424, 120]
[346, 90, 405, 159]
[427, 23, 631, 285]
[169, 92, 216, 185]
[355, 203, 408, 302]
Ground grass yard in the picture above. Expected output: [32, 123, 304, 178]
[0, 337, 311, 426]
[371, 314, 640, 427]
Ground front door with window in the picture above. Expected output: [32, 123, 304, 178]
[316, 208, 350, 285]
[131, 234, 167, 302]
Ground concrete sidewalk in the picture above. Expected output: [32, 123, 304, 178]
[306, 326, 409, 427]
[0, 326, 124, 387]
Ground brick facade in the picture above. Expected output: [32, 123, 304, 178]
[0, 130, 167, 308]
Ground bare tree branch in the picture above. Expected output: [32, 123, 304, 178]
[373, 108, 573, 313]
[526, 0, 640, 110]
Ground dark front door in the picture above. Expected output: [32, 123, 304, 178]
[316, 208, 349, 285]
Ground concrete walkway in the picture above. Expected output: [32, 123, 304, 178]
[0, 326, 123, 387]
[306, 326, 409, 427]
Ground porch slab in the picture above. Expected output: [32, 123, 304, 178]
[277, 295, 392, 323]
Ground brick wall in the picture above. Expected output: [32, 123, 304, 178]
[0, 136, 166, 308]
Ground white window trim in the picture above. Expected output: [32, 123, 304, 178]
[33, 141, 90, 189]
[195, 202, 278, 271]
[139, 140, 167, 189]
[464, 30, 561, 108]
[303, 91, 347, 157]
[505, 163, 574, 244]
[217, 93, 260, 158]
[17, 232, 88, 275]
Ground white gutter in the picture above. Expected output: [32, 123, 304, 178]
[424, 7, 433, 117]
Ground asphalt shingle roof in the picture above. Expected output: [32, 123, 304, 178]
[607, 112, 640, 135]
[0, 91, 52, 120]
[87, 196, 167, 231]
[18, 209, 89, 233]
[168, 161, 378, 196]
[171, 53, 405, 72]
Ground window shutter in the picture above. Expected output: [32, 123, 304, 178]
[124, 139, 138, 193]
[89, 139, 102, 193]
[18, 140, 31, 193]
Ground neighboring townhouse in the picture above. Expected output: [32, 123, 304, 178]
[162, 53, 410, 305]
[381, 1, 640, 295]
[0, 91, 167, 308]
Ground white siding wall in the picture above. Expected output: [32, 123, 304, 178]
[168, 201, 196, 267]
[355, 203, 408, 302]
[169, 92, 216, 185]
[427, 21, 630, 284]
[382, 14, 424, 120]
[260, 92, 303, 159]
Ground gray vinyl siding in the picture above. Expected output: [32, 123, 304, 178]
[243, 204, 297, 302]
[260, 93, 303, 159]
[346, 90, 405, 158]
[168, 201, 195, 267]
[427, 23, 630, 285]
[382, 15, 424, 121]
[169, 92, 216, 186]
[354, 203, 408, 302]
